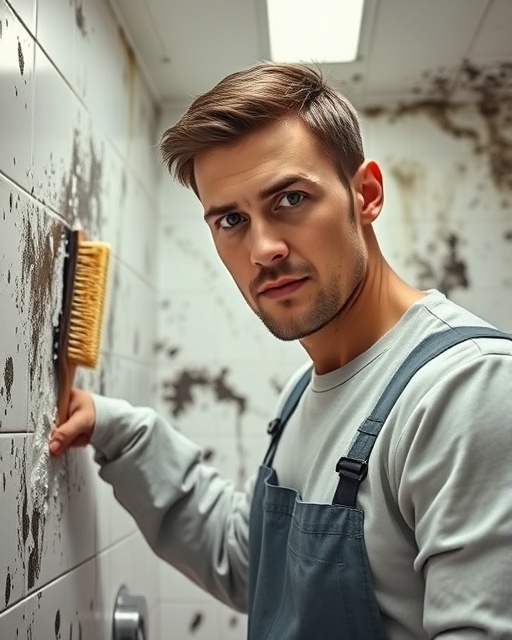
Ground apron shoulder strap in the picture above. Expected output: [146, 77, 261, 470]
[332, 326, 512, 506]
[263, 365, 313, 467]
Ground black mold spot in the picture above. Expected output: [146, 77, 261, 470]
[439, 234, 469, 295]
[505, 230, 512, 242]
[98, 366, 107, 395]
[27, 507, 42, 589]
[228, 615, 238, 627]
[189, 611, 203, 633]
[17, 40, 24, 76]
[411, 233, 469, 298]
[162, 368, 246, 418]
[21, 214, 62, 395]
[4, 357, 13, 404]
[22, 486, 30, 544]
[5, 571, 11, 606]
[60, 131, 103, 234]
[202, 448, 215, 462]
[54, 609, 61, 637]
[9, 192, 12, 210]
[75, 2, 87, 37]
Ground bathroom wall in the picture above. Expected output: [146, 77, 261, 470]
[0, 0, 162, 637]
[155, 63, 512, 637]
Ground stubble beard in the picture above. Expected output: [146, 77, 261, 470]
[254, 257, 366, 341]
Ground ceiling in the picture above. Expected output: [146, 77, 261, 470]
[109, 0, 512, 109]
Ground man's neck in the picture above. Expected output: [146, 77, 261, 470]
[300, 258, 425, 375]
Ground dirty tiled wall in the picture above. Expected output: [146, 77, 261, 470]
[155, 68, 512, 636]
[0, 0, 161, 637]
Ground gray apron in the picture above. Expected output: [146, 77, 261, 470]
[247, 327, 511, 640]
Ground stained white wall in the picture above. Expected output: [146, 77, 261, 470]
[155, 73, 512, 637]
[0, 0, 162, 637]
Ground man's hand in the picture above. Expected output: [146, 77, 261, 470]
[49, 388, 96, 456]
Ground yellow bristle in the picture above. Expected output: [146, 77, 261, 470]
[67, 240, 110, 368]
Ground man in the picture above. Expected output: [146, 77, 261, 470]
[49, 63, 512, 639]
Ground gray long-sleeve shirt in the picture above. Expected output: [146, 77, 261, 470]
[91, 291, 512, 638]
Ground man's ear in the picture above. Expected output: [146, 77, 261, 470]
[353, 160, 384, 226]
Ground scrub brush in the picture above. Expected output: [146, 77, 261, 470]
[54, 229, 110, 424]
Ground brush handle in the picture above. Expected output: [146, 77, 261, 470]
[55, 229, 83, 425]
[57, 359, 77, 425]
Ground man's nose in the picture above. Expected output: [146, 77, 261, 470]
[248, 220, 289, 267]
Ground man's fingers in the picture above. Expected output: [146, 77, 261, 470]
[49, 412, 89, 455]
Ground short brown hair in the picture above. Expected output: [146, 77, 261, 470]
[160, 62, 364, 195]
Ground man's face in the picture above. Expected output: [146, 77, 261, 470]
[194, 117, 368, 341]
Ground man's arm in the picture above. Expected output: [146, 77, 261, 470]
[394, 351, 512, 638]
[50, 390, 253, 612]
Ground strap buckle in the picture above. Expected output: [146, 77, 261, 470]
[335, 457, 368, 482]
[267, 418, 281, 435]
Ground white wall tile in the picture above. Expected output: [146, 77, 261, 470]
[25, 556, 99, 639]
[31, 45, 75, 214]
[35, 0, 75, 83]
[0, 1, 34, 191]
[0, 595, 26, 638]
[117, 176, 159, 283]
[159, 601, 222, 640]
[101, 258, 157, 363]
[96, 533, 159, 640]
[74, 0, 128, 145]
[5, 0, 36, 33]
[219, 605, 247, 640]
[130, 533, 161, 613]
[24, 443, 97, 594]
[0, 181, 29, 431]
[0, 435, 27, 613]
[0, 179, 65, 434]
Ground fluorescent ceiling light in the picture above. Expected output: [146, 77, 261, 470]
[266, 0, 365, 64]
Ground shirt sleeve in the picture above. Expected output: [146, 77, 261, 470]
[393, 352, 512, 638]
[90, 394, 253, 612]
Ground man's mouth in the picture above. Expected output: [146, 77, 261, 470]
[258, 277, 309, 299]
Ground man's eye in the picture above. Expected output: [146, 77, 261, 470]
[219, 212, 243, 229]
[278, 192, 304, 208]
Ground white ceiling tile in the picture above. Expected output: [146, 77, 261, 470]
[369, 0, 490, 59]
[469, 0, 512, 58]
[147, 0, 263, 100]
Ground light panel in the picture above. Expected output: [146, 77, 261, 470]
[266, 0, 365, 64]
